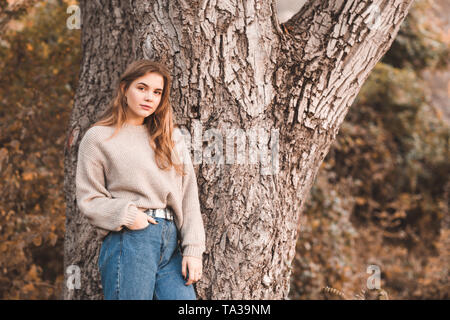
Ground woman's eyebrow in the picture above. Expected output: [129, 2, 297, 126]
[137, 82, 163, 91]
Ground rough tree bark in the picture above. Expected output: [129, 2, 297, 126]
[63, 0, 414, 299]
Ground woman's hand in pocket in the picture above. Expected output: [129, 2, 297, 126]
[128, 209, 158, 230]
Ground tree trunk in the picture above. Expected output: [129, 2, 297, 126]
[63, 0, 414, 299]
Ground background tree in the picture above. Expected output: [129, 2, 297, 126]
[64, 0, 415, 299]
[0, 0, 80, 299]
[289, 0, 450, 299]
[1, 0, 447, 300]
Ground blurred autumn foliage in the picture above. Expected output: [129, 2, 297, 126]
[0, 0, 448, 300]
[0, 0, 80, 299]
[289, 0, 449, 300]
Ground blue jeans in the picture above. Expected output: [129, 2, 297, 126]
[98, 216, 197, 300]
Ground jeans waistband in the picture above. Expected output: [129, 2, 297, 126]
[144, 207, 174, 221]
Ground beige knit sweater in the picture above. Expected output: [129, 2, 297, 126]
[75, 122, 205, 258]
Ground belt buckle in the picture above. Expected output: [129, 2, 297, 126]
[147, 208, 172, 220]
[164, 208, 171, 220]
[165, 208, 173, 220]
[148, 209, 157, 219]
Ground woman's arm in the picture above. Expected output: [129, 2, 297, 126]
[76, 151, 141, 231]
[177, 131, 206, 259]
[75, 130, 141, 232]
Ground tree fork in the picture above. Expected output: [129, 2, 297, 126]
[64, 0, 414, 299]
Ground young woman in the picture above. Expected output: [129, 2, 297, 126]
[75, 59, 206, 300]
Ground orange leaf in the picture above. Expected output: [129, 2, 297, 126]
[22, 172, 34, 181]
[22, 283, 34, 293]
[32, 236, 42, 247]
[48, 233, 58, 246]
[0, 243, 7, 252]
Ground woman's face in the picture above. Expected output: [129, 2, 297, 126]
[124, 72, 164, 125]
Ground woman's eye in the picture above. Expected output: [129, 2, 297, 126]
[138, 87, 145, 91]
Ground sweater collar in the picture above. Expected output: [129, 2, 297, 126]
[121, 122, 147, 132]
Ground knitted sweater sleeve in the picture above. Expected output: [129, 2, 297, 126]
[75, 129, 140, 232]
[175, 130, 206, 258]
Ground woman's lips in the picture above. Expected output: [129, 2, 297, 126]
[140, 105, 151, 110]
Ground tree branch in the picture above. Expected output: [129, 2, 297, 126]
[272, 0, 415, 134]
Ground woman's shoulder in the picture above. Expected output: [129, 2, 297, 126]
[172, 127, 182, 141]
[80, 125, 115, 146]
[172, 126, 188, 143]
[173, 127, 191, 154]
[86, 124, 115, 136]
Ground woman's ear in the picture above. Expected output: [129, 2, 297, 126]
[120, 83, 127, 95]
[120, 83, 128, 104]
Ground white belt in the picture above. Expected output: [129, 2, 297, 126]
[144, 208, 174, 221]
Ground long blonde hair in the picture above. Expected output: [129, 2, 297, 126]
[92, 59, 186, 176]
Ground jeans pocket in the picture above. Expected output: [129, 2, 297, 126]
[127, 222, 152, 232]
